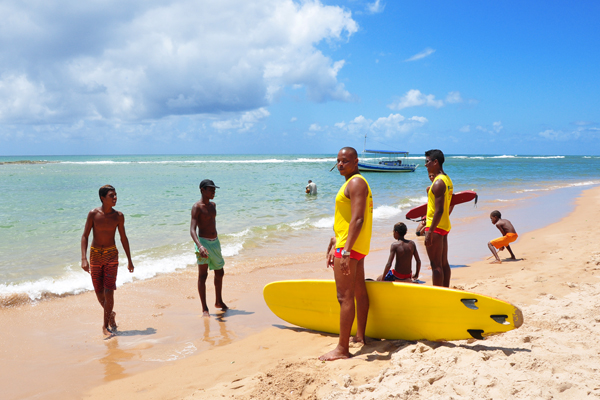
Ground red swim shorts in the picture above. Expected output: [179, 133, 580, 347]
[90, 246, 119, 291]
[424, 227, 450, 236]
[334, 248, 367, 261]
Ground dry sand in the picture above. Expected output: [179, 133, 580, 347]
[79, 186, 600, 399]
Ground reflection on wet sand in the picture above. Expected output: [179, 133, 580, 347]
[100, 327, 158, 381]
[100, 338, 135, 382]
[203, 309, 254, 347]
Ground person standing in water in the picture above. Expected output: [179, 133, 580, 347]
[190, 179, 228, 317]
[306, 179, 317, 195]
[81, 185, 135, 338]
[321, 147, 373, 361]
[424, 149, 453, 287]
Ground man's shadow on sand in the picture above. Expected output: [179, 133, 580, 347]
[273, 325, 531, 361]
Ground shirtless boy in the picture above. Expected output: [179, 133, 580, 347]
[81, 185, 135, 338]
[488, 210, 518, 264]
[190, 179, 228, 317]
[378, 222, 421, 283]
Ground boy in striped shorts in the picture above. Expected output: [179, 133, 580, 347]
[81, 185, 135, 338]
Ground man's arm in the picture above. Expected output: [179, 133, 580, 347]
[412, 242, 421, 280]
[80, 211, 94, 272]
[117, 212, 134, 273]
[340, 177, 368, 275]
[190, 204, 208, 258]
[379, 243, 397, 281]
[425, 179, 446, 247]
[326, 236, 336, 268]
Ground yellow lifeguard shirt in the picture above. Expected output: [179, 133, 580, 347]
[334, 174, 373, 254]
[426, 174, 453, 232]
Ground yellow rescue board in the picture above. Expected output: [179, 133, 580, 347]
[263, 280, 523, 341]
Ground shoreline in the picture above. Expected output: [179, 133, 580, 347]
[81, 185, 600, 400]
[1, 178, 592, 305]
[1, 184, 599, 399]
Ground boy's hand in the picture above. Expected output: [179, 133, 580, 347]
[81, 259, 90, 273]
[198, 245, 209, 258]
[128, 261, 135, 273]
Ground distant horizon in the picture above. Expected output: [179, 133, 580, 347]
[1, 152, 597, 159]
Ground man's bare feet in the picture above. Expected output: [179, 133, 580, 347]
[490, 259, 502, 264]
[102, 327, 114, 339]
[216, 302, 228, 311]
[319, 346, 351, 361]
[349, 336, 365, 348]
[109, 312, 117, 330]
[202, 310, 210, 317]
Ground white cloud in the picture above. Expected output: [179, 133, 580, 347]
[211, 108, 270, 132]
[388, 89, 444, 110]
[405, 48, 435, 62]
[459, 125, 470, 133]
[309, 123, 323, 132]
[476, 121, 503, 135]
[539, 129, 570, 141]
[335, 113, 427, 138]
[366, 0, 385, 14]
[290, 117, 297, 122]
[445, 91, 463, 104]
[0, 0, 358, 125]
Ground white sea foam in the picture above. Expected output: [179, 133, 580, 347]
[0, 253, 196, 300]
[61, 158, 336, 165]
[147, 342, 198, 362]
[373, 205, 403, 220]
[313, 216, 334, 229]
[517, 180, 600, 193]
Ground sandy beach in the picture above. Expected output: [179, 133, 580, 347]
[2, 185, 600, 399]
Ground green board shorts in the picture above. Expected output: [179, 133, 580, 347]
[195, 237, 225, 271]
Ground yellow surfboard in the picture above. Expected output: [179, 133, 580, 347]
[263, 280, 523, 341]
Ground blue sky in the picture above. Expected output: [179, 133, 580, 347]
[1, 0, 599, 156]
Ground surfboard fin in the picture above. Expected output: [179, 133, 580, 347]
[490, 314, 510, 325]
[461, 299, 479, 310]
[467, 329, 484, 340]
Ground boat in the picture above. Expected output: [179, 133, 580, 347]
[356, 134, 418, 173]
[358, 149, 418, 172]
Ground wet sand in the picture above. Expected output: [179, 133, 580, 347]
[2, 185, 600, 399]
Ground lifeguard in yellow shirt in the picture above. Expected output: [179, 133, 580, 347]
[321, 147, 373, 361]
[424, 149, 453, 287]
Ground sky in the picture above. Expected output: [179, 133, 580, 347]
[1, 0, 599, 156]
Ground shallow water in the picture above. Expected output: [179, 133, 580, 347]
[1, 154, 599, 300]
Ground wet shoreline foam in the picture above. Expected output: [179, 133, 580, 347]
[1, 178, 596, 306]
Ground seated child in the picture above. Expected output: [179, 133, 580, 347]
[488, 210, 518, 264]
[377, 222, 421, 282]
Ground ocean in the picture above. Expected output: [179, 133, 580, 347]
[1, 154, 599, 303]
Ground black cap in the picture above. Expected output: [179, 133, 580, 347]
[200, 179, 220, 189]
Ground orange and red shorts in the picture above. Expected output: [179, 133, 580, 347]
[490, 233, 518, 249]
[334, 248, 366, 261]
[90, 246, 119, 291]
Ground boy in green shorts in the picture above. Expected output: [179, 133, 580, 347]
[190, 179, 228, 316]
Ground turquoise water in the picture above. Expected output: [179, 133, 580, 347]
[1, 154, 599, 300]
